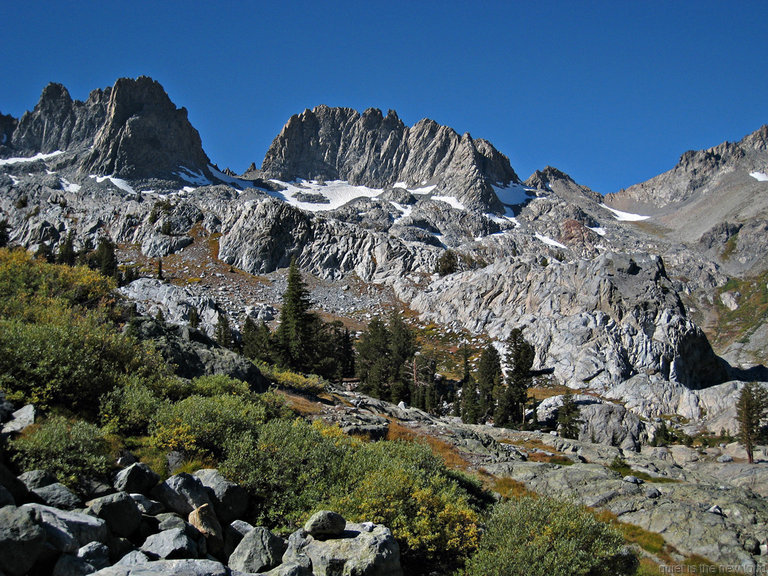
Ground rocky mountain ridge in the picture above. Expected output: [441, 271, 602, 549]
[257, 105, 519, 213]
[1, 76, 766, 440]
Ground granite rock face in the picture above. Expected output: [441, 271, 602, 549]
[4, 83, 109, 155]
[81, 76, 210, 180]
[260, 105, 519, 213]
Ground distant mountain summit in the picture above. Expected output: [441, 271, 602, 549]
[259, 105, 520, 213]
[0, 76, 211, 182]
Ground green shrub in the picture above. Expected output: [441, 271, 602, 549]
[187, 374, 251, 397]
[100, 378, 167, 436]
[151, 393, 286, 458]
[221, 418, 349, 529]
[0, 316, 158, 416]
[10, 416, 111, 489]
[463, 496, 637, 576]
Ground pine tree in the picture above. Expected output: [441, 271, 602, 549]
[188, 306, 201, 330]
[558, 391, 582, 439]
[157, 257, 164, 280]
[461, 376, 480, 425]
[215, 312, 233, 349]
[388, 309, 416, 403]
[34, 243, 54, 263]
[736, 382, 768, 464]
[275, 258, 316, 371]
[476, 344, 502, 421]
[455, 343, 472, 416]
[505, 328, 535, 425]
[356, 317, 391, 397]
[0, 219, 9, 248]
[93, 238, 117, 279]
[56, 232, 76, 266]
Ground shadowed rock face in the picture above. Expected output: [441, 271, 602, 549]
[260, 105, 519, 213]
[81, 76, 210, 179]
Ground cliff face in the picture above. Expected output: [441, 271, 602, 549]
[260, 105, 519, 213]
[81, 77, 210, 179]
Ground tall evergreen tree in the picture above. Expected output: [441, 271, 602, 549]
[0, 219, 9, 248]
[188, 306, 201, 330]
[388, 309, 416, 403]
[275, 257, 316, 372]
[93, 238, 118, 279]
[455, 343, 472, 416]
[461, 376, 480, 425]
[505, 328, 535, 425]
[215, 312, 233, 349]
[476, 344, 502, 421]
[736, 382, 768, 464]
[356, 317, 391, 397]
[558, 391, 582, 439]
[56, 232, 76, 266]
[157, 257, 164, 280]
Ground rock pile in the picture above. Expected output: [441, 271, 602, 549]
[0, 461, 403, 576]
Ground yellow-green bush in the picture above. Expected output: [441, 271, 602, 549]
[151, 393, 288, 458]
[463, 496, 637, 576]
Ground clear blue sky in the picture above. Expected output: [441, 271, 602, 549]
[1, 1, 766, 194]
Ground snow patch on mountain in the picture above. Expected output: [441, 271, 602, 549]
[601, 204, 651, 222]
[432, 195, 466, 211]
[60, 177, 81, 193]
[90, 175, 135, 194]
[535, 233, 568, 249]
[492, 183, 531, 206]
[0, 151, 64, 166]
[750, 171, 768, 182]
[268, 179, 383, 212]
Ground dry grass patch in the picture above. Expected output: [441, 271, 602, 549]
[386, 420, 470, 470]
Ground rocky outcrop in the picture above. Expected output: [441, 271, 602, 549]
[3, 83, 110, 156]
[260, 105, 519, 212]
[81, 76, 211, 180]
[404, 252, 727, 391]
[124, 316, 268, 391]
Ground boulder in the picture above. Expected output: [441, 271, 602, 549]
[91, 559, 230, 575]
[88, 492, 143, 537]
[283, 522, 403, 576]
[227, 526, 287, 573]
[24, 503, 108, 553]
[0, 483, 14, 506]
[0, 505, 47, 576]
[33, 482, 82, 510]
[52, 554, 96, 576]
[140, 528, 199, 560]
[150, 473, 213, 517]
[114, 551, 150, 566]
[193, 468, 248, 524]
[303, 510, 347, 538]
[78, 542, 113, 570]
[19, 469, 58, 490]
[129, 493, 165, 515]
[113, 463, 159, 494]
[0, 462, 31, 504]
[1, 404, 35, 435]
[263, 561, 313, 576]
[187, 504, 223, 557]
[224, 519, 253, 560]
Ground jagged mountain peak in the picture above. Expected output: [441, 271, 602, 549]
[261, 105, 518, 213]
[80, 76, 210, 180]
